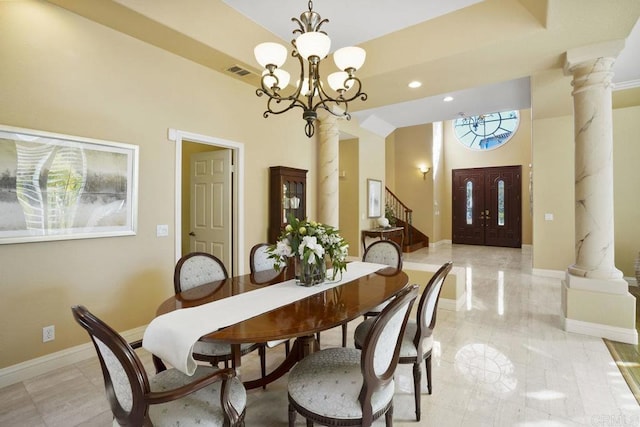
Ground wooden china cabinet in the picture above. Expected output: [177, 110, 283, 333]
[268, 166, 307, 243]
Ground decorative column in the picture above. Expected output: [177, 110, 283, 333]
[562, 40, 637, 344]
[317, 114, 340, 227]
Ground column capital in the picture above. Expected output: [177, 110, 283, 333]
[563, 39, 625, 75]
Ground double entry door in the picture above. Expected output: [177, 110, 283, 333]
[452, 165, 521, 248]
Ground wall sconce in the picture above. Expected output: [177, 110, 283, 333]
[419, 165, 430, 180]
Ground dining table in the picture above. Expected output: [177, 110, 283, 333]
[152, 262, 409, 390]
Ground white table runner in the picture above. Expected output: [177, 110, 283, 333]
[143, 261, 387, 375]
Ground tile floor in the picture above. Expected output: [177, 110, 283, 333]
[1, 244, 639, 426]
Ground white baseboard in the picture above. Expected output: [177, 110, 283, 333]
[439, 292, 466, 312]
[430, 240, 452, 248]
[532, 268, 565, 279]
[563, 318, 638, 345]
[0, 326, 146, 389]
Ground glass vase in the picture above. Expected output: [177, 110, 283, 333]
[294, 255, 326, 286]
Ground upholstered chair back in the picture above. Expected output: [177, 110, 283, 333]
[415, 262, 453, 352]
[362, 240, 403, 270]
[359, 284, 418, 420]
[249, 243, 276, 273]
[174, 252, 228, 293]
[72, 305, 150, 425]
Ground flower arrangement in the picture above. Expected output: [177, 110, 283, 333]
[268, 215, 349, 285]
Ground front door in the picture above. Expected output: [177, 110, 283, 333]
[190, 149, 232, 270]
[452, 165, 521, 248]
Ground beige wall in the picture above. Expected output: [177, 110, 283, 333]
[339, 121, 387, 256]
[339, 138, 359, 257]
[389, 124, 435, 240]
[432, 122, 445, 243]
[530, 114, 575, 270]
[613, 105, 640, 278]
[385, 132, 396, 191]
[0, 1, 314, 368]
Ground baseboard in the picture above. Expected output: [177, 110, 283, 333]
[439, 292, 466, 312]
[0, 326, 146, 389]
[532, 268, 565, 279]
[430, 240, 452, 248]
[563, 318, 638, 345]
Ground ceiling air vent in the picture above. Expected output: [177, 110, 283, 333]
[226, 65, 252, 77]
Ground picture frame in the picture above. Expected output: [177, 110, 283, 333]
[367, 178, 382, 218]
[0, 125, 139, 244]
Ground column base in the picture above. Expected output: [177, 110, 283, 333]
[561, 273, 637, 344]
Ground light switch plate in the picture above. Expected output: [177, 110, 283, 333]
[156, 224, 169, 237]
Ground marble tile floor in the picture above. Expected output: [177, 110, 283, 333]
[2, 244, 639, 426]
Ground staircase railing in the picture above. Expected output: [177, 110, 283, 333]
[385, 187, 412, 246]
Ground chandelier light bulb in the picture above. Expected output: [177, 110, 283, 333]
[295, 31, 331, 60]
[328, 71, 353, 92]
[254, 42, 288, 68]
[334, 46, 366, 72]
[262, 68, 291, 90]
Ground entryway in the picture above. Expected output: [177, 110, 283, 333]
[452, 165, 521, 248]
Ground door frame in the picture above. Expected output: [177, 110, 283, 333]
[169, 128, 244, 275]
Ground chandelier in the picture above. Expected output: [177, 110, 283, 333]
[253, 1, 367, 138]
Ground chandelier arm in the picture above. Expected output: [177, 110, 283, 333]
[262, 96, 305, 117]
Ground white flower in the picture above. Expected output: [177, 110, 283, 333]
[299, 235, 325, 263]
[275, 239, 292, 257]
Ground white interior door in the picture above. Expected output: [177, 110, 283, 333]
[190, 149, 232, 270]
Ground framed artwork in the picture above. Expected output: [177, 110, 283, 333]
[0, 125, 139, 244]
[367, 178, 382, 218]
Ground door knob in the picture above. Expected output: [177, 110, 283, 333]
[189, 231, 195, 236]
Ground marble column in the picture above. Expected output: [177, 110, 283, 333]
[566, 56, 622, 282]
[317, 114, 340, 227]
[562, 40, 636, 344]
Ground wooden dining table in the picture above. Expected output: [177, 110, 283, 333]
[155, 265, 409, 389]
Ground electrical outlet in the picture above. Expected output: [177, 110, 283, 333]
[43, 325, 55, 342]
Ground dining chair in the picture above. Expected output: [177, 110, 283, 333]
[249, 243, 277, 274]
[71, 305, 247, 426]
[287, 284, 418, 427]
[249, 243, 291, 363]
[174, 252, 266, 379]
[354, 261, 453, 421]
[339, 239, 404, 347]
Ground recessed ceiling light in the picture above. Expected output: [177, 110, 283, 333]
[443, 96, 454, 102]
[408, 81, 422, 89]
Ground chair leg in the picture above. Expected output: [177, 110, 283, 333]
[306, 420, 313, 427]
[341, 323, 347, 347]
[285, 340, 290, 355]
[316, 332, 321, 347]
[413, 362, 421, 422]
[426, 354, 432, 394]
[288, 403, 296, 427]
[385, 403, 394, 427]
[259, 345, 266, 390]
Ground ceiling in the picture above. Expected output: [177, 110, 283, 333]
[223, 0, 640, 135]
[48, 0, 640, 138]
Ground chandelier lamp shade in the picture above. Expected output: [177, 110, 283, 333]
[254, 1, 367, 137]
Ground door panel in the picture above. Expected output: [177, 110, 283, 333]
[452, 169, 485, 245]
[485, 167, 521, 247]
[452, 166, 521, 248]
[190, 150, 232, 270]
